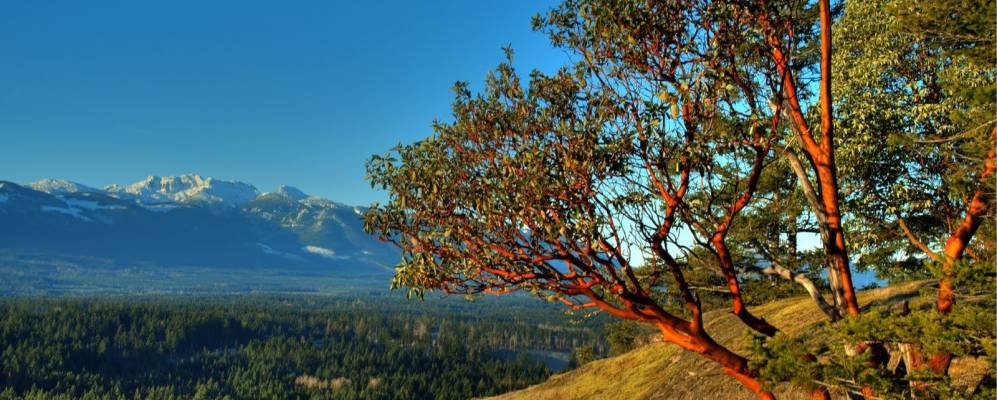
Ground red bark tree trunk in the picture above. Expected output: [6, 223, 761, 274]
[764, 0, 863, 318]
[656, 322, 776, 400]
[816, 0, 861, 317]
[713, 238, 779, 337]
[937, 138, 996, 313]
[910, 130, 997, 389]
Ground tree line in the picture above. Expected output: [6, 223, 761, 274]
[0, 295, 605, 399]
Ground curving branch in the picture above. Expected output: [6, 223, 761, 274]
[748, 240, 840, 320]
[896, 216, 942, 262]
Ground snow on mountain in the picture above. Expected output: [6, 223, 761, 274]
[257, 243, 309, 262]
[29, 179, 100, 195]
[146, 204, 179, 213]
[35, 197, 125, 223]
[63, 198, 127, 211]
[40, 205, 93, 221]
[105, 174, 259, 208]
[299, 196, 350, 209]
[303, 245, 348, 260]
[273, 185, 308, 201]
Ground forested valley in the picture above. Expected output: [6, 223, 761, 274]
[0, 295, 606, 400]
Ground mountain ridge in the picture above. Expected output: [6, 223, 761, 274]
[0, 175, 398, 294]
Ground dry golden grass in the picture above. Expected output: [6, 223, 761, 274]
[485, 281, 929, 400]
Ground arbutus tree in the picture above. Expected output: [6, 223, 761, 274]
[364, 0, 993, 398]
[365, 1, 835, 398]
[536, 3, 858, 398]
[365, 57, 776, 397]
[537, 0, 857, 336]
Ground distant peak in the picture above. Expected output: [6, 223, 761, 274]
[29, 179, 100, 194]
[274, 185, 308, 201]
[105, 174, 259, 207]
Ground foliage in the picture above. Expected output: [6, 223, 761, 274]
[603, 321, 648, 356]
[833, 0, 996, 280]
[748, 262, 996, 398]
[568, 345, 597, 368]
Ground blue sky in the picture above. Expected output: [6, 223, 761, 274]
[0, 0, 566, 205]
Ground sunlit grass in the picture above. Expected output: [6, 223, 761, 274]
[486, 281, 930, 400]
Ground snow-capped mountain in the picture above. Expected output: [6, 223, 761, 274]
[0, 175, 397, 285]
[29, 179, 101, 195]
[272, 185, 308, 201]
[104, 174, 260, 208]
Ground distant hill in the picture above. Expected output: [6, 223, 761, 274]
[0, 175, 398, 294]
[485, 282, 937, 400]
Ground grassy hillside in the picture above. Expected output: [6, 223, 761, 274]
[487, 281, 929, 400]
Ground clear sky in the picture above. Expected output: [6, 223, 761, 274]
[0, 0, 566, 206]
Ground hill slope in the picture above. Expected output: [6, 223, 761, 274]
[487, 282, 928, 400]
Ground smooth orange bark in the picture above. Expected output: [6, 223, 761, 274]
[937, 136, 996, 313]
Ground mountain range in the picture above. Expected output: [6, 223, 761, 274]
[0, 174, 398, 294]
